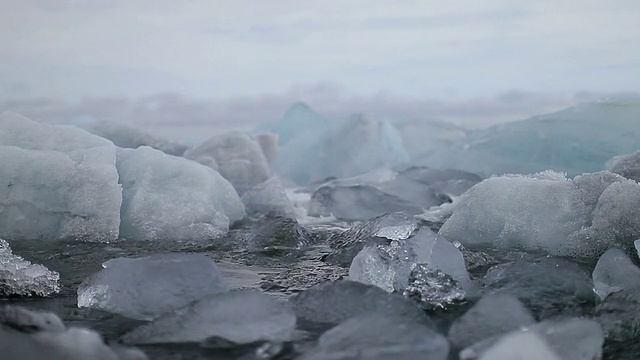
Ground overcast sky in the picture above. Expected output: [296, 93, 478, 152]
[1, 0, 639, 133]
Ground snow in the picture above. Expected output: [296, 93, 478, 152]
[77, 253, 228, 320]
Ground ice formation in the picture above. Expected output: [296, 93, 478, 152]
[461, 318, 604, 360]
[77, 253, 228, 320]
[184, 130, 272, 194]
[482, 257, 594, 318]
[117, 147, 245, 242]
[0, 305, 147, 360]
[592, 248, 640, 299]
[255, 102, 328, 146]
[324, 211, 418, 266]
[0, 239, 60, 297]
[0, 111, 122, 242]
[121, 290, 296, 345]
[402, 264, 466, 309]
[440, 170, 640, 258]
[429, 99, 640, 177]
[288, 280, 428, 327]
[301, 314, 449, 360]
[393, 118, 468, 165]
[448, 294, 535, 349]
[240, 177, 295, 216]
[77, 119, 189, 156]
[275, 114, 409, 185]
[246, 213, 315, 253]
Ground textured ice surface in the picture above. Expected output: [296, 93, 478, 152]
[0, 112, 121, 242]
[78, 253, 228, 320]
[402, 264, 466, 309]
[117, 147, 245, 242]
[429, 100, 640, 177]
[288, 280, 428, 327]
[241, 177, 295, 216]
[276, 114, 409, 185]
[594, 290, 640, 341]
[606, 151, 640, 182]
[78, 119, 189, 156]
[394, 227, 473, 291]
[593, 248, 640, 299]
[324, 211, 418, 266]
[461, 318, 604, 360]
[184, 130, 272, 194]
[0, 239, 60, 297]
[349, 245, 396, 292]
[246, 213, 315, 253]
[121, 290, 296, 345]
[0, 305, 147, 360]
[308, 184, 425, 220]
[440, 170, 640, 258]
[301, 314, 449, 360]
[448, 294, 535, 349]
[483, 257, 594, 318]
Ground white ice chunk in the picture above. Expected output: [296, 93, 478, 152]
[473, 332, 561, 360]
[121, 290, 296, 345]
[0, 239, 60, 297]
[117, 147, 245, 242]
[605, 150, 640, 182]
[349, 245, 396, 292]
[592, 248, 640, 299]
[77, 253, 228, 320]
[440, 171, 636, 258]
[184, 131, 272, 194]
[0, 112, 121, 242]
[301, 314, 449, 360]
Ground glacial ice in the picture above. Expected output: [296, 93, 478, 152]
[121, 290, 296, 345]
[288, 280, 428, 327]
[0, 305, 147, 360]
[461, 318, 604, 360]
[77, 253, 228, 320]
[324, 211, 418, 266]
[301, 314, 449, 360]
[402, 264, 466, 309]
[241, 177, 295, 216]
[308, 184, 424, 221]
[594, 290, 640, 341]
[0, 111, 122, 242]
[606, 150, 640, 182]
[429, 100, 640, 177]
[593, 248, 640, 299]
[275, 114, 409, 185]
[117, 147, 245, 242]
[184, 130, 272, 194]
[393, 118, 468, 165]
[439, 170, 640, 258]
[255, 102, 328, 146]
[482, 257, 594, 318]
[246, 213, 315, 253]
[448, 294, 535, 349]
[349, 245, 396, 292]
[78, 119, 190, 156]
[0, 239, 60, 297]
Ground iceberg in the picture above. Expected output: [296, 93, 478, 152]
[117, 147, 245, 242]
[240, 177, 295, 216]
[0, 111, 121, 242]
[77, 253, 228, 321]
[428, 99, 640, 177]
[275, 114, 410, 185]
[184, 130, 272, 195]
[393, 118, 468, 165]
[77, 119, 190, 156]
[255, 102, 329, 146]
[439, 170, 640, 258]
[121, 290, 296, 345]
[0, 239, 60, 297]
